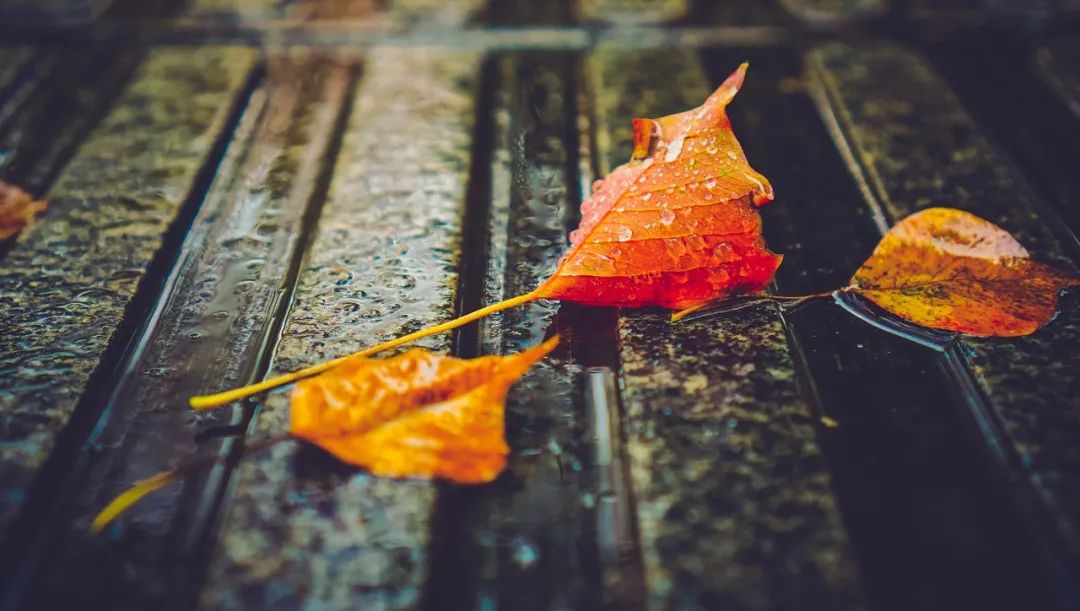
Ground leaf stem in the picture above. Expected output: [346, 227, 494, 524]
[189, 289, 542, 410]
[670, 290, 837, 323]
[89, 432, 292, 533]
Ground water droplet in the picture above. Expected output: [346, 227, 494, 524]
[666, 238, 687, 257]
[705, 180, 718, 190]
[726, 150, 738, 160]
[511, 537, 540, 569]
[713, 242, 734, 261]
[659, 209, 675, 226]
[616, 225, 633, 242]
[641, 192, 652, 201]
[592, 180, 604, 192]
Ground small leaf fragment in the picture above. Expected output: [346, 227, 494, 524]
[850, 208, 1080, 337]
[0, 180, 47, 240]
[290, 336, 559, 483]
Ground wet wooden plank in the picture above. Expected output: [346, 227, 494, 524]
[201, 47, 480, 610]
[919, 34, 1080, 274]
[186, 0, 482, 26]
[458, 53, 599, 610]
[587, 48, 865, 611]
[11, 55, 355, 611]
[186, 0, 378, 19]
[0, 45, 143, 197]
[0, 46, 256, 536]
[577, 0, 689, 24]
[0, 47, 34, 101]
[808, 40, 1080, 575]
[777, 0, 886, 25]
[1037, 38, 1080, 120]
[720, 47, 1068, 611]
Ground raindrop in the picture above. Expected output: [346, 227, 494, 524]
[592, 180, 604, 192]
[615, 225, 633, 242]
[511, 537, 539, 569]
[659, 209, 675, 226]
[713, 242, 734, 261]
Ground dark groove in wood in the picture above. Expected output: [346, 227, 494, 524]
[420, 54, 497, 611]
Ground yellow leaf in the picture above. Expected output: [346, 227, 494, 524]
[850, 208, 1079, 337]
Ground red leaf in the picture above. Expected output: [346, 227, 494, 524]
[536, 63, 780, 309]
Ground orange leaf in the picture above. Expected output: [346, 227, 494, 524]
[289, 336, 559, 483]
[90, 338, 558, 533]
[0, 180, 47, 240]
[850, 208, 1080, 337]
[536, 62, 781, 309]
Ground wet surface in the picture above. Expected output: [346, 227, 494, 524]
[589, 48, 864, 611]
[14, 55, 354, 610]
[201, 47, 480, 610]
[808, 43, 1080, 589]
[450, 53, 602, 611]
[3, 2, 1080, 610]
[0, 46, 255, 535]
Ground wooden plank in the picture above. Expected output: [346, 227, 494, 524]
[186, 0, 377, 19]
[0, 45, 143, 197]
[11, 55, 355, 610]
[185, 0, 482, 26]
[808, 40, 1080, 588]
[0, 46, 34, 102]
[777, 0, 886, 24]
[1037, 38, 1080, 120]
[719, 46, 1068, 611]
[576, 0, 688, 24]
[455, 52, 599, 610]
[200, 47, 481, 610]
[587, 48, 865, 611]
[0, 46, 256, 537]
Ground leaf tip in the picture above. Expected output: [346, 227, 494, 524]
[89, 471, 176, 534]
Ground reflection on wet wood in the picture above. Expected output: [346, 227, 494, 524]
[13, 55, 355, 610]
[461, 53, 598, 610]
[588, 48, 865, 611]
[808, 40, 1080, 585]
[201, 47, 480, 610]
[577, 0, 688, 24]
[0, 46, 256, 536]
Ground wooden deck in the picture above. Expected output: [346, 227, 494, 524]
[1, 1, 1079, 610]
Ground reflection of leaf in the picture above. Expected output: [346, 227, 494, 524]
[291, 336, 558, 483]
[0, 180, 46, 240]
[92, 338, 558, 533]
[535, 62, 781, 309]
[850, 208, 1079, 337]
